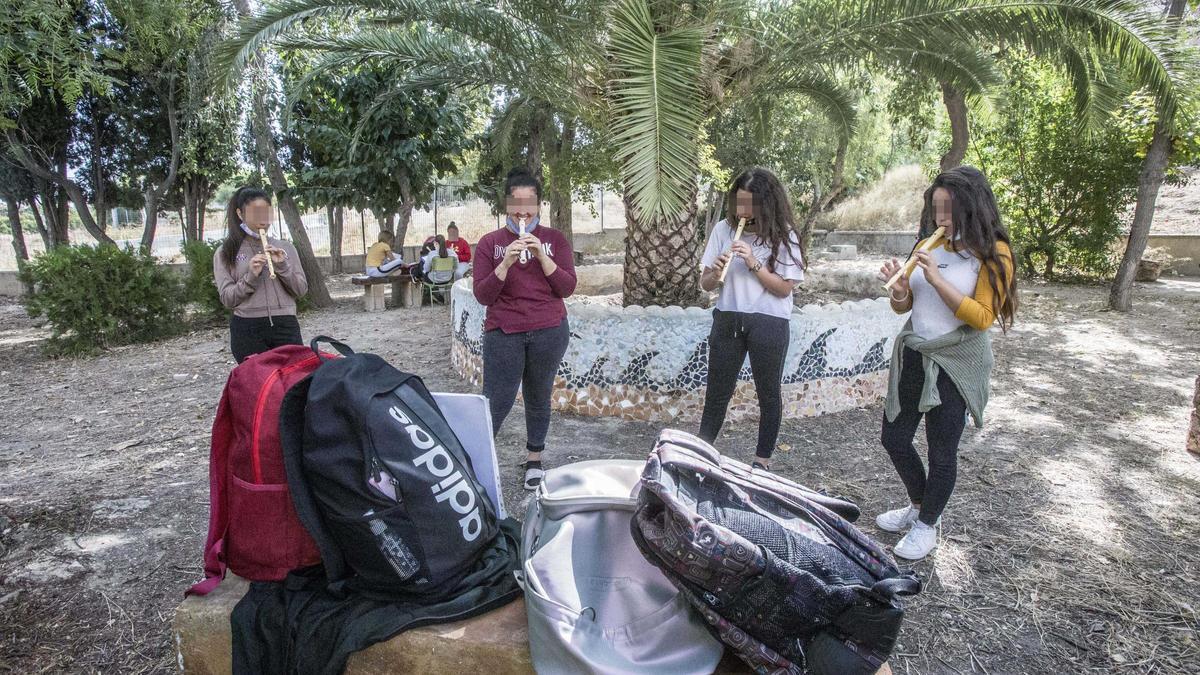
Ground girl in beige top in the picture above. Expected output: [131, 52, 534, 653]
[212, 187, 308, 363]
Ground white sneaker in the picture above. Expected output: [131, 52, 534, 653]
[875, 505, 920, 533]
[894, 520, 939, 560]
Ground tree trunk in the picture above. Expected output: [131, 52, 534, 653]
[6, 139, 112, 245]
[6, 196, 32, 294]
[527, 112, 544, 178]
[328, 204, 343, 274]
[396, 171, 414, 247]
[183, 176, 202, 243]
[91, 112, 108, 233]
[621, 191, 705, 307]
[141, 191, 160, 253]
[547, 119, 576, 246]
[6, 196, 28, 262]
[41, 188, 70, 247]
[233, 0, 332, 307]
[939, 81, 970, 172]
[140, 85, 183, 253]
[549, 183, 573, 247]
[199, 181, 214, 240]
[28, 197, 50, 250]
[820, 138, 848, 211]
[1108, 0, 1185, 312]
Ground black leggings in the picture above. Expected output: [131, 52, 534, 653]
[229, 314, 303, 364]
[881, 346, 968, 525]
[482, 319, 570, 452]
[699, 310, 790, 459]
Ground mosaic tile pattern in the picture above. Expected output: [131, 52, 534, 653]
[449, 280, 907, 423]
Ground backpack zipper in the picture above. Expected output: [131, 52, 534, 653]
[251, 355, 322, 483]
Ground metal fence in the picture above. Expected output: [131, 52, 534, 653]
[0, 184, 625, 270]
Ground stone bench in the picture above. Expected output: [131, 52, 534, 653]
[350, 274, 419, 312]
[173, 574, 891, 674]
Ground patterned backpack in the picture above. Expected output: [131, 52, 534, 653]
[630, 430, 921, 675]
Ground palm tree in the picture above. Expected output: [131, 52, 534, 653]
[218, 0, 1190, 307]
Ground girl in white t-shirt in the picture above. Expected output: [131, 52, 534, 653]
[698, 167, 805, 470]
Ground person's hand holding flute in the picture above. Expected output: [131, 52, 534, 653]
[716, 217, 748, 284]
[881, 226, 946, 291]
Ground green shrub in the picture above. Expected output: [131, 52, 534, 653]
[22, 244, 185, 356]
[970, 56, 1147, 280]
[182, 239, 228, 319]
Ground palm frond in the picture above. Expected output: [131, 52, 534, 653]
[486, 96, 533, 158]
[758, 70, 860, 145]
[780, 0, 1192, 129]
[607, 0, 707, 220]
[213, 0, 380, 91]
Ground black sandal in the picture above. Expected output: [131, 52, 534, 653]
[752, 461, 770, 471]
[523, 460, 545, 490]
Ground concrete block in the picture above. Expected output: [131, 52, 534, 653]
[828, 244, 858, 260]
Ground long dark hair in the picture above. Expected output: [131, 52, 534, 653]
[919, 165, 1017, 331]
[725, 167, 805, 273]
[434, 234, 448, 257]
[221, 187, 272, 269]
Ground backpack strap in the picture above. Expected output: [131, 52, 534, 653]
[310, 335, 354, 361]
[279, 375, 351, 584]
[870, 573, 922, 599]
[187, 385, 236, 596]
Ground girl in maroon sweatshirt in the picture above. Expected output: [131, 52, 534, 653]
[473, 168, 577, 489]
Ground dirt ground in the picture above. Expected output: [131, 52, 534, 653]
[1, 275, 1198, 674]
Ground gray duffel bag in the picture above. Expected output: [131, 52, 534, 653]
[519, 459, 725, 675]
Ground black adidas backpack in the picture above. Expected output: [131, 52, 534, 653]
[278, 337, 520, 603]
[631, 430, 921, 675]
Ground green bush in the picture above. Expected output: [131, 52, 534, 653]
[970, 56, 1147, 280]
[183, 239, 228, 319]
[22, 244, 185, 356]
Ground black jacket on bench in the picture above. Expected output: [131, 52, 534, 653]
[231, 520, 521, 675]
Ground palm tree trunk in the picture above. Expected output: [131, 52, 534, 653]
[939, 81, 970, 172]
[621, 191, 704, 307]
[1108, 0, 1186, 312]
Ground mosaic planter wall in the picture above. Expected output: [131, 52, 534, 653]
[450, 279, 908, 424]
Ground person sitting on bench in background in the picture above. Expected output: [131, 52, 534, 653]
[445, 223, 472, 279]
[422, 235, 456, 285]
[365, 231, 406, 277]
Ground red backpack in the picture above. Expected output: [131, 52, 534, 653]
[187, 345, 327, 595]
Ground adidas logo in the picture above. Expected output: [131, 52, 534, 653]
[389, 405, 483, 542]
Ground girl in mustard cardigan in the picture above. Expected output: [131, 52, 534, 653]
[875, 166, 1017, 560]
